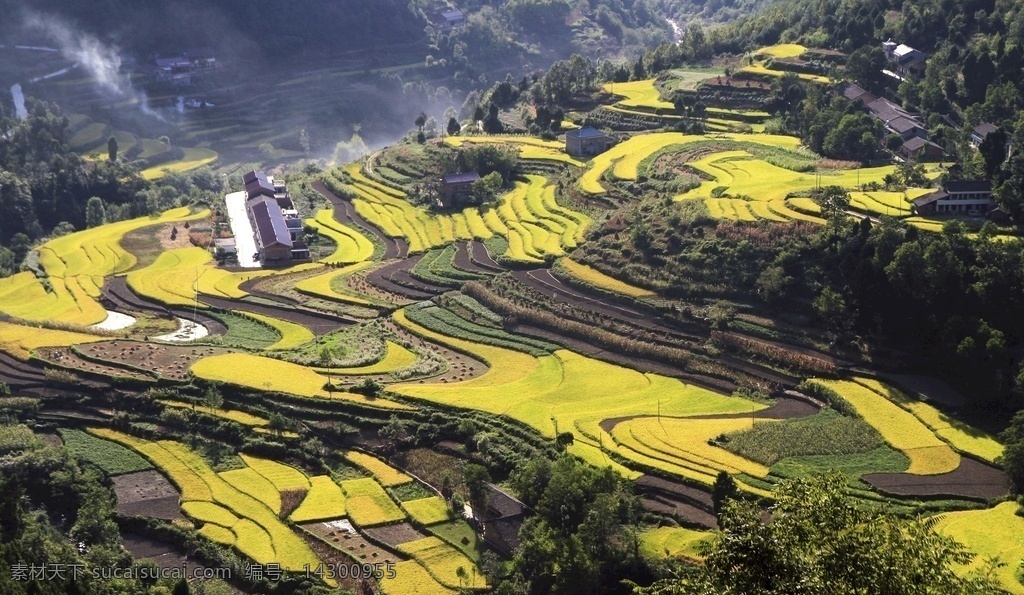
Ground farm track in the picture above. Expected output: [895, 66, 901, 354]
[365, 255, 448, 301]
[863, 457, 1011, 501]
[452, 242, 503, 275]
[102, 277, 229, 336]
[311, 180, 409, 259]
[598, 394, 821, 435]
[467, 241, 508, 272]
[199, 295, 355, 336]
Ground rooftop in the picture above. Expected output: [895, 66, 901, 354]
[440, 9, 465, 21]
[973, 123, 999, 137]
[566, 126, 608, 140]
[249, 198, 293, 248]
[902, 137, 940, 152]
[887, 116, 926, 134]
[866, 98, 913, 123]
[442, 172, 481, 185]
[243, 170, 269, 185]
[945, 180, 992, 193]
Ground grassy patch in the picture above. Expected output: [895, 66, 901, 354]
[770, 446, 910, 482]
[428, 520, 483, 563]
[208, 312, 280, 350]
[722, 409, 883, 465]
[58, 428, 152, 475]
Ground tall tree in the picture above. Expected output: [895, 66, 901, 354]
[640, 474, 1003, 595]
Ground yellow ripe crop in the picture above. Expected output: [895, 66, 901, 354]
[401, 497, 451, 526]
[340, 478, 405, 527]
[315, 341, 418, 376]
[344, 451, 412, 487]
[219, 467, 282, 514]
[603, 79, 675, 110]
[638, 527, 714, 561]
[559, 259, 652, 298]
[932, 502, 1024, 593]
[380, 560, 456, 595]
[189, 353, 412, 409]
[243, 312, 315, 350]
[290, 475, 347, 523]
[809, 379, 959, 474]
[397, 537, 486, 589]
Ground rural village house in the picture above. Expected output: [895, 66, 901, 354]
[439, 172, 480, 209]
[912, 180, 994, 216]
[565, 126, 614, 157]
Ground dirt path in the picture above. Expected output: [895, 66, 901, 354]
[199, 295, 355, 336]
[364, 255, 448, 301]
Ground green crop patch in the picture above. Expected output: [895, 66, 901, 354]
[59, 429, 153, 475]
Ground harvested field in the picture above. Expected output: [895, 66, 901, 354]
[300, 519, 398, 565]
[112, 470, 184, 520]
[77, 341, 230, 381]
[863, 457, 1010, 500]
[364, 522, 428, 548]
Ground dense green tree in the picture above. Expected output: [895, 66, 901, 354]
[641, 474, 1003, 595]
[979, 128, 1009, 178]
[710, 470, 738, 517]
[845, 46, 888, 92]
[85, 196, 105, 228]
[107, 136, 118, 162]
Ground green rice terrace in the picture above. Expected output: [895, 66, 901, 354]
[4, 50, 1024, 593]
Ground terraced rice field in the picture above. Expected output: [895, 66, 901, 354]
[344, 451, 413, 487]
[159, 400, 268, 426]
[290, 476, 347, 522]
[380, 560, 456, 595]
[742, 44, 831, 83]
[140, 147, 219, 180]
[243, 312, 315, 350]
[579, 132, 802, 194]
[87, 428, 331, 584]
[638, 526, 714, 561]
[397, 537, 485, 589]
[391, 309, 764, 482]
[316, 341, 419, 376]
[445, 136, 583, 167]
[612, 417, 775, 484]
[932, 502, 1024, 594]
[305, 209, 375, 264]
[293, 262, 376, 306]
[603, 79, 674, 110]
[809, 379, 960, 475]
[559, 258, 653, 297]
[341, 168, 590, 263]
[0, 207, 206, 325]
[401, 497, 450, 526]
[127, 247, 315, 308]
[0, 321, 107, 359]
[189, 353, 412, 409]
[851, 378, 1003, 463]
[340, 478, 406, 527]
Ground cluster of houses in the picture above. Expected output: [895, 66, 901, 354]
[242, 170, 310, 266]
[839, 82, 944, 162]
[142, 49, 216, 86]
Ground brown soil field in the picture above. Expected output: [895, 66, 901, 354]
[77, 341, 232, 381]
[113, 470, 183, 520]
